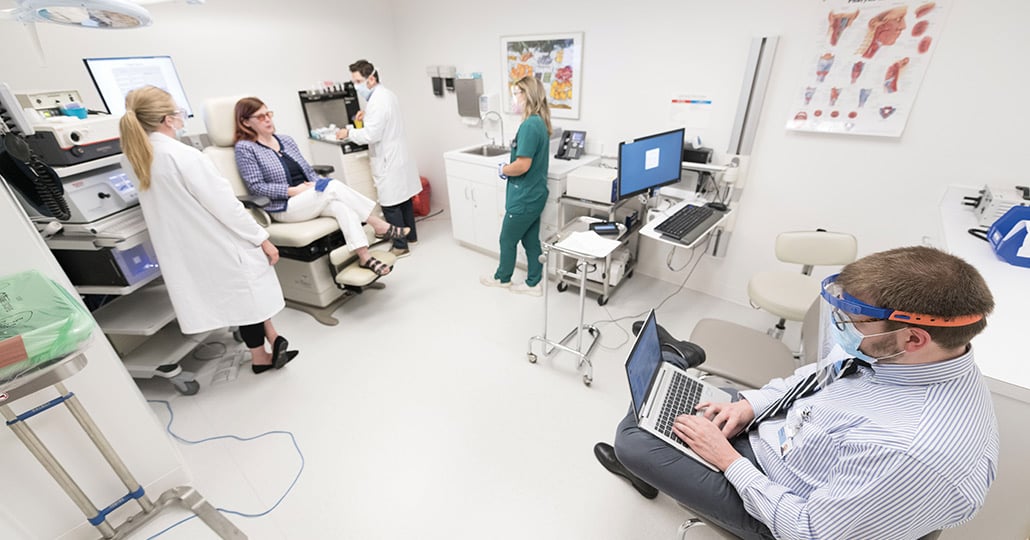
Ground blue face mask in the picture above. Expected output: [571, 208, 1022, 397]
[828, 316, 905, 364]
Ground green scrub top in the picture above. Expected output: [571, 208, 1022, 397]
[505, 114, 549, 215]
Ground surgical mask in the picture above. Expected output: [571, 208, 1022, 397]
[355, 82, 372, 101]
[354, 72, 374, 101]
[511, 91, 525, 114]
[827, 315, 905, 364]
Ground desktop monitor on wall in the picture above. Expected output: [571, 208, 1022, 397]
[617, 128, 685, 200]
[83, 56, 193, 118]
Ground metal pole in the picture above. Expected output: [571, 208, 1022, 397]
[55, 383, 155, 513]
[0, 404, 116, 538]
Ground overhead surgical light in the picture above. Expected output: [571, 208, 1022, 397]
[2, 0, 153, 28]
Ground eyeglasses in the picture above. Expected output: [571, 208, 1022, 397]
[249, 111, 274, 121]
[830, 308, 885, 331]
[164, 109, 187, 121]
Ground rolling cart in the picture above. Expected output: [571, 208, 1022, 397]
[527, 218, 627, 386]
[0, 352, 245, 539]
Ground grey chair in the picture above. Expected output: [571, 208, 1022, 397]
[679, 302, 941, 540]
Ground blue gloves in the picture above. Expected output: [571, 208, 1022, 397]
[314, 178, 332, 192]
[498, 163, 508, 180]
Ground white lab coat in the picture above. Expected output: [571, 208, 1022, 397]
[121, 133, 284, 334]
[347, 84, 422, 207]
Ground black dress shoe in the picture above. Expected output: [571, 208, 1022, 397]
[272, 337, 291, 369]
[593, 442, 659, 499]
[631, 320, 706, 369]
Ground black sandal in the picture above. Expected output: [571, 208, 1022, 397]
[375, 225, 411, 241]
[359, 256, 391, 276]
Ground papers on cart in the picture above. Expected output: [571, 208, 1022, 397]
[555, 231, 622, 258]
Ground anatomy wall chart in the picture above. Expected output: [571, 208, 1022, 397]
[786, 0, 949, 137]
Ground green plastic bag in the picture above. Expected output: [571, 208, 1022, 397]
[0, 270, 95, 384]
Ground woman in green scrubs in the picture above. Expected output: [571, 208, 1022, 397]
[481, 76, 552, 296]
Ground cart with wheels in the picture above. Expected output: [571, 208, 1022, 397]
[527, 218, 624, 386]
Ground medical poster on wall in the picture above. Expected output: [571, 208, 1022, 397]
[785, 1, 950, 137]
[500, 32, 583, 119]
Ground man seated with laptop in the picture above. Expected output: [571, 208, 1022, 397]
[594, 246, 999, 539]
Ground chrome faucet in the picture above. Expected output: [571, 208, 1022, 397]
[482, 111, 505, 148]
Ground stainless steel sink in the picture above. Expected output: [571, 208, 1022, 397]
[462, 145, 510, 157]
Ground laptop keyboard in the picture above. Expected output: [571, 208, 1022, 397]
[656, 372, 705, 443]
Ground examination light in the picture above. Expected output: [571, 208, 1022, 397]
[1, 0, 153, 28]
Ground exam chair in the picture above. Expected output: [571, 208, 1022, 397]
[678, 302, 941, 540]
[201, 96, 395, 326]
[747, 229, 857, 340]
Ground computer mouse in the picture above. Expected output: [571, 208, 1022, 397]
[706, 202, 728, 212]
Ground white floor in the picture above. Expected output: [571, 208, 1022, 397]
[133, 216, 787, 540]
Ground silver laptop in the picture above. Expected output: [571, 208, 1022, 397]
[625, 309, 732, 471]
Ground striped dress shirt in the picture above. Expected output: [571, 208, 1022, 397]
[235, 135, 322, 212]
[727, 348, 998, 540]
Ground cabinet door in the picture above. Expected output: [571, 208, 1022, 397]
[472, 183, 501, 252]
[447, 176, 476, 244]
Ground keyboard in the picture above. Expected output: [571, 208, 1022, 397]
[655, 372, 705, 444]
[654, 204, 722, 244]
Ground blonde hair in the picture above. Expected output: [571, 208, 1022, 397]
[119, 86, 177, 190]
[513, 76, 552, 136]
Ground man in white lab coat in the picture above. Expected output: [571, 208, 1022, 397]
[336, 60, 422, 258]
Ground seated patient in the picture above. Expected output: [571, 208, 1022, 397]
[595, 246, 998, 540]
[233, 97, 407, 276]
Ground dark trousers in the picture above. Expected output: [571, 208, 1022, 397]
[238, 322, 266, 348]
[381, 198, 417, 249]
[613, 352, 775, 540]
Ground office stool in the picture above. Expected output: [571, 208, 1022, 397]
[747, 229, 856, 340]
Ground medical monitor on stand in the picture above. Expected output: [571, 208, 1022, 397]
[617, 128, 684, 200]
[83, 56, 193, 117]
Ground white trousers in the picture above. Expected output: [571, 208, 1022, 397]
[272, 181, 375, 250]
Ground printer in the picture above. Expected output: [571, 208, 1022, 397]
[566, 165, 617, 204]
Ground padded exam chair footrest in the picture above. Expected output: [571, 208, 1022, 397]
[335, 250, 396, 287]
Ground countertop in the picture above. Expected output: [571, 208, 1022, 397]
[444, 143, 599, 178]
[939, 185, 1030, 401]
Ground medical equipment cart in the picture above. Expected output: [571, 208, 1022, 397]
[0, 352, 245, 539]
[554, 195, 641, 306]
[528, 217, 629, 386]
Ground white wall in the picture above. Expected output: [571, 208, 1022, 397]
[387, 0, 1030, 307]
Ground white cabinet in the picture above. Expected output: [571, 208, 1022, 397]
[444, 146, 599, 261]
[444, 158, 503, 252]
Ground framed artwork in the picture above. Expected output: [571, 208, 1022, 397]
[501, 32, 583, 119]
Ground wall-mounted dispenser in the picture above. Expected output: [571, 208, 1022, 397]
[425, 66, 443, 97]
[438, 66, 457, 92]
[455, 78, 483, 118]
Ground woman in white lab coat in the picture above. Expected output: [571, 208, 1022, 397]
[118, 86, 297, 374]
[336, 60, 422, 257]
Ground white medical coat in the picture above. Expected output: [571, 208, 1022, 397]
[347, 85, 422, 207]
[121, 133, 285, 334]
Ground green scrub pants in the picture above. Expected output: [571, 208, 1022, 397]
[493, 209, 543, 287]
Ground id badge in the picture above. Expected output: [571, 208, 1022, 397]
[778, 426, 794, 457]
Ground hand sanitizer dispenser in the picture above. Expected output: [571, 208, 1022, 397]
[479, 94, 499, 117]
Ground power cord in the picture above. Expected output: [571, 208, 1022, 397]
[591, 236, 711, 350]
[144, 400, 304, 539]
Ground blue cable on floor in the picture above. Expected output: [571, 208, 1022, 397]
[145, 399, 304, 539]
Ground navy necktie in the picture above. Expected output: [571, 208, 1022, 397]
[746, 357, 867, 432]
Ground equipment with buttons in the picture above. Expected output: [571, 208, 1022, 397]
[4, 87, 122, 166]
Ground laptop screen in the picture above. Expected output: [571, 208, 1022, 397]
[626, 310, 663, 417]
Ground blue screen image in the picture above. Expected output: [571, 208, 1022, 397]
[618, 129, 684, 199]
[626, 311, 663, 415]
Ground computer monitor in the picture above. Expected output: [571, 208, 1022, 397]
[83, 56, 193, 117]
[617, 128, 685, 200]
